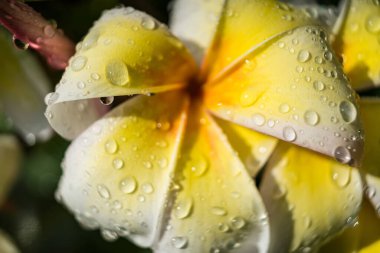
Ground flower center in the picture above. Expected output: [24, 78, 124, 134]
[185, 76, 204, 100]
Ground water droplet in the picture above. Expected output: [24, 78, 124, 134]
[171, 236, 188, 249]
[279, 103, 290, 113]
[97, 184, 111, 199]
[105, 139, 118, 154]
[230, 217, 246, 230]
[138, 195, 146, 202]
[323, 51, 333, 61]
[106, 60, 130, 86]
[365, 15, 380, 33]
[190, 155, 208, 177]
[304, 110, 320, 126]
[100, 96, 114, 105]
[91, 73, 100, 80]
[45, 92, 59, 105]
[113, 158, 124, 170]
[12, 35, 29, 50]
[315, 56, 323, 64]
[334, 146, 352, 165]
[339, 101, 357, 123]
[297, 50, 311, 63]
[143, 161, 153, 169]
[141, 183, 154, 194]
[43, 25, 55, 38]
[218, 223, 230, 233]
[313, 80, 325, 91]
[174, 198, 193, 219]
[141, 17, 156, 30]
[101, 229, 118, 242]
[119, 176, 137, 194]
[278, 41, 285, 48]
[77, 81, 86, 89]
[71, 56, 87, 71]
[211, 207, 227, 216]
[283, 126, 297, 142]
[252, 113, 265, 126]
[82, 32, 99, 50]
[240, 90, 256, 107]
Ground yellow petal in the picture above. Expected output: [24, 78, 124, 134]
[359, 98, 380, 210]
[214, 117, 278, 177]
[46, 7, 196, 139]
[334, 0, 380, 89]
[260, 143, 362, 252]
[0, 30, 51, 143]
[318, 200, 380, 253]
[156, 103, 269, 253]
[204, 0, 313, 80]
[0, 135, 21, 206]
[56, 91, 189, 247]
[205, 26, 364, 166]
[169, 0, 224, 64]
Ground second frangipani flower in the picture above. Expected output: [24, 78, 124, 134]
[45, 0, 380, 252]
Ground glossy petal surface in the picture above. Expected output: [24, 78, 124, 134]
[205, 26, 364, 166]
[57, 91, 188, 247]
[334, 0, 380, 89]
[215, 117, 278, 177]
[170, 0, 224, 64]
[260, 143, 362, 252]
[156, 104, 269, 253]
[204, 0, 313, 80]
[46, 7, 195, 139]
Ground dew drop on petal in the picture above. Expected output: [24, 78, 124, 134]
[141, 17, 156, 30]
[97, 184, 111, 199]
[210, 207, 227, 216]
[279, 103, 290, 113]
[106, 60, 130, 86]
[252, 113, 265, 126]
[104, 138, 118, 154]
[339, 101, 357, 123]
[171, 236, 188, 249]
[113, 158, 124, 170]
[283, 126, 297, 142]
[297, 50, 311, 63]
[365, 15, 380, 33]
[12, 35, 29, 50]
[174, 198, 193, 219]
[100, 96, 114, 105]
[304, 110, 320, 126]
[230, 217, 246, 230]
[313, 80, 325, 91]
[333, 146, 352, 164]
[119, 176, 137, 194]
[141, 183, 154, 194]
[331, 165, 351, 188]
[71, 56, 87, 71]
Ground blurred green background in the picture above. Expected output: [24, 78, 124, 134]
[0, 0, 342, 252]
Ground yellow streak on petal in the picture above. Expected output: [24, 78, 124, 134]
[261, 143, 362, 252]
[334, 0, 380, 89]
[156, 103, 269, 253]
[204, 0, 314, 80]
[205, 26, 363, 165]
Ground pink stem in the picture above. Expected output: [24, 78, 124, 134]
[0, 0, 75, 69]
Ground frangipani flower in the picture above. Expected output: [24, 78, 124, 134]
[45, 0, 371, 252]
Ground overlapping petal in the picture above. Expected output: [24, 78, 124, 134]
[214, 117, 278, 177]
[205, 26, 364, 166]
[357, 98, 380, 210]
[56, 91, 189, 247]
[204, 0, 314, 80]
[260, 142, 362, 252]
[0, 135, 21, 205]
[318, 200, 380, 253]
[0, 29, 51, 144]
[333, 0, 380, 89]
[46, 7, 196, 139]
[0, 230, 19, 253]
[156, 103, 269, 253]
[169, 0, 224, 64]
